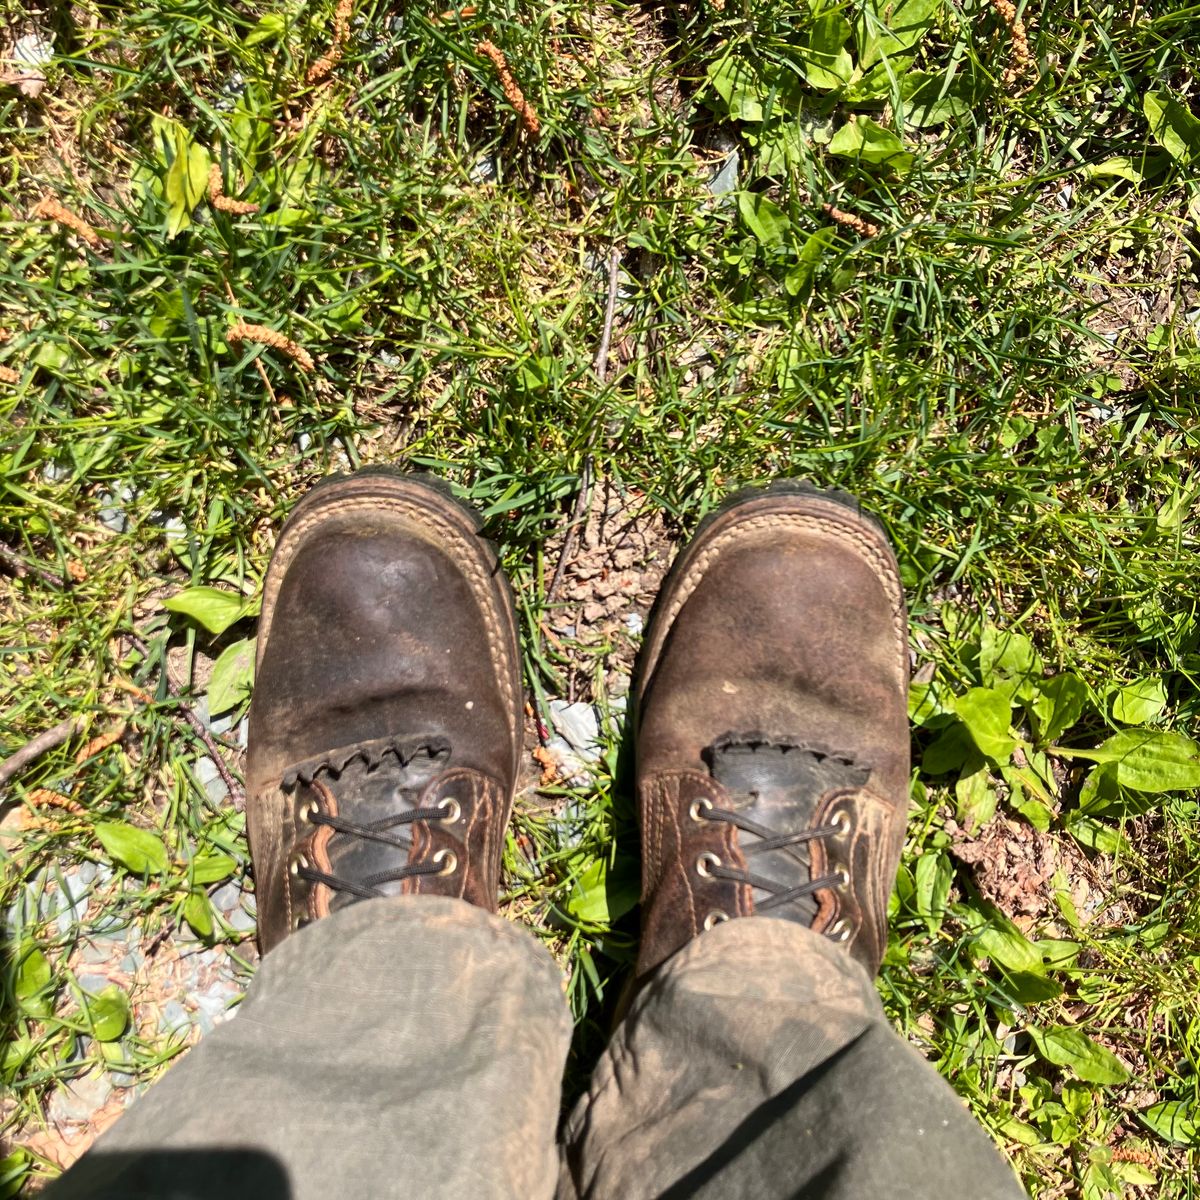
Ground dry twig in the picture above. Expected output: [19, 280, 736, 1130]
[208, 163, 260, 215]
[0, 717, 85, 790]
[228, 322, 315, 373]
[476, 40, 540, 136]
[0, 541, 67, 588]
[823, 203, 880, 238]
[31, 197, 103, 249]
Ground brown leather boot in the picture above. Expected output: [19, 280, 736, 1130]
[245, 471, 523, 954]
[634, 483, 910, 978]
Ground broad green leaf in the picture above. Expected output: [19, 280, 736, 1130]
[152, 115, 212, 238]
[953, 687, 1016, 762]
[913, 850, 952, 926]
[191, 852, 237, 885]
[922, 720, 972, 774]
[828, 117, 913, 173]
[975, 921, 1042, 974]
[1081, 156, 1144, 184]
[245, 12, 287, 46]
[784, 226, 835, 296]
[737, 191, 790, 247]
[979, 625, 1041, 690]
[898, 70, 971, 128]
[1030, 672, 1087, 746]
[1144, 90, 1200, 165]
[1000, 970, 1062, 1004]
[14, 943, 53, 1018]
[1027, 1025, 1130, 1085]
[797, 8, 853, 90]
[1110, 677, 1167, 725]
[708, 54, 766, 122]
[565, 858, 638, 926]
[183, 887, 214, 938]
[855, 0, 942, 67]
[1062, 729, 1200, 793]
[909, 679, 950, 727]
[83, 985, 130, 1042]
[1012, 793, 1052, 832]
[753, 120, 807, 176]
[954, 756, 996, 830]
[1138, 1100, 1199, 1146]
[208, 637, 255, 716]
[95, 821, 170, 875]
[995, 1116, 1041, 1147]
[164, 586, 257, 636]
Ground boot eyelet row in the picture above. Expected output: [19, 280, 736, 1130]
[826, 918, 851, 943]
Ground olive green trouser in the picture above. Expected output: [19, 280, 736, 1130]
[47, 896, 1026, 1200]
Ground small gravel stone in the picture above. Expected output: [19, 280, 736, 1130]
[158, 999, 191, 1037]
[549, 701, 601, 761]
[195, 755, 230, 802]
[49, 1068, 114, 1126]
[78, 973, 112, 995]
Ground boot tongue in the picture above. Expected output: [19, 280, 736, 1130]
[284, 735, 451, 913]
[706, 736, 868, 925]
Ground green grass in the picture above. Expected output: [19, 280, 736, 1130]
[3, 0, 1200, 1191]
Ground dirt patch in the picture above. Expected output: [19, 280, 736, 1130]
[543, 474, 674, 701]
[947, 812, 1130, 932]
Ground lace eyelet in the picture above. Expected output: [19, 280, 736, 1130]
[288, 851, 310, 877]
[291, 913, 312, 932]
[433, 848, 458, 875]
[689, 797, 713, 822]
[695, 851, 721, 878]
[834, 867, 850, 888]
[298, 799, 319, 824]
[703, 909, 730, 930]
[827, 918, 851, 943]
[438, 797, 462, 824]
[831, 810, 851, 835]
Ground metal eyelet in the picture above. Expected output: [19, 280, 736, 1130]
[689, 797, 713, 822]
[433, 849, 458, 875]
[834, 867, 850, 888]
[831, 810, 851, 834]
[703, 909, 730, 930]
[827, 918, 851, 943]
[298, 799, 320, 824]
[439, 797, 462, 824]
[288, 851, 309, 877]
[695, 851, 721, 878]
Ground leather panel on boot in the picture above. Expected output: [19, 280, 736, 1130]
[635, 490, 909, 979]
[246, 475, 521, 953]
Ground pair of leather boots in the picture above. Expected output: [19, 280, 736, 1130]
[245, 471, 910, 979]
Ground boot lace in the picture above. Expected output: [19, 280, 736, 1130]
[691, 796, 846, 914]
[291, 790, 460, 899]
